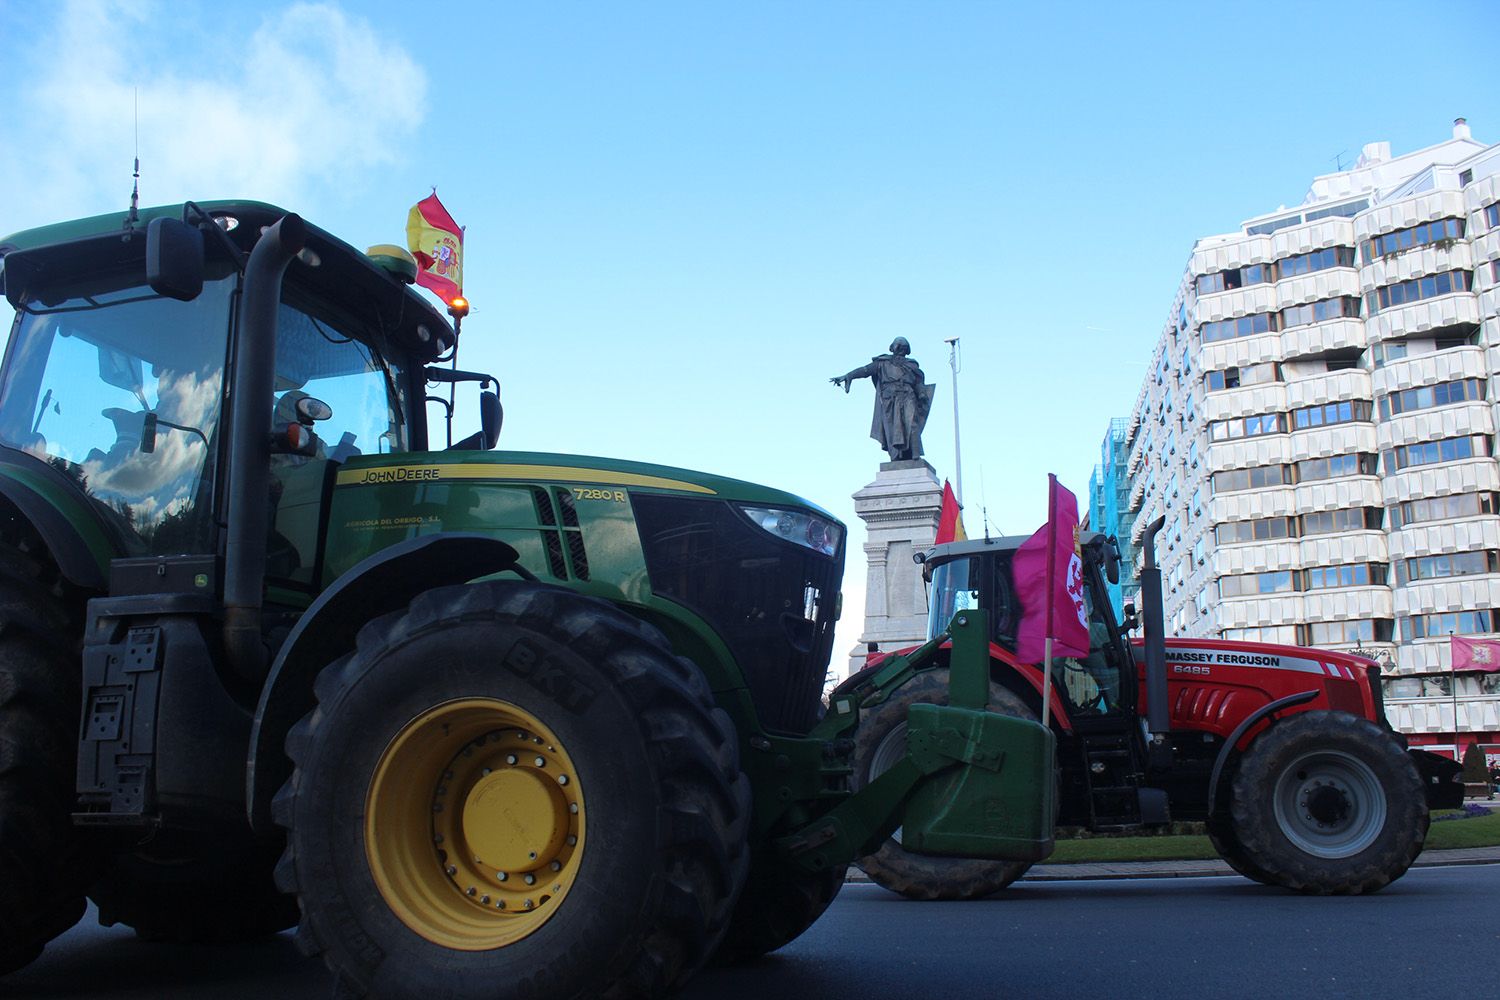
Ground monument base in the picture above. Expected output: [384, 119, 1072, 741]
[848, 460, 943, 676]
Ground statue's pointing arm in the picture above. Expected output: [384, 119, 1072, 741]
[831, 362, 877, 392]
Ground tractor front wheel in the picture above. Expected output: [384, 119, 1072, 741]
[851, 669, 1034, 900]
[1229, 711, 1427, 894]
[274, 582, 750, 999]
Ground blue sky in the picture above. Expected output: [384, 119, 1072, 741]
[2, 0, 1496, 669]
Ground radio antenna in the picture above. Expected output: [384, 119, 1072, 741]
[125, 88, 140, 228]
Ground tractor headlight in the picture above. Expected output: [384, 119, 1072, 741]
[738, 506, 843, 557]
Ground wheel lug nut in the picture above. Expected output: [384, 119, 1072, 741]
[569, 803, 578, 814]
[528, 851, 537, 861]
[506, 755, 518, 765]
[434, 835, 444, 844]
[524, 873, 536, 885]
[445, 866, 457, 876]
[550, 861, 562, 872]
[497, 872, 508, 881]
[558, 775, 569, 786]
[496, 899, 506, 909]
[524, 899, 534, 910]
[566, 835, 577, 846]
[466, 887, 477, 896]
[482, 768, 491, 776]
[481, 895, 490, 905]
[534, 757, 545, 768]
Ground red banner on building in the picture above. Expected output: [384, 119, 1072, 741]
[1013, 474, 1090, 664]
[1451, 636, 1500, 672]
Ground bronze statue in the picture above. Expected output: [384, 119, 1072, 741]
[832, 337, 934, 462]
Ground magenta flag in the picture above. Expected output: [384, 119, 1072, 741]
[1013, 474, 1091, 664]
[1451, 636, 1500, 672]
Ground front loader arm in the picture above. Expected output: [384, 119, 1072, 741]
[775, 610, 1056, 874]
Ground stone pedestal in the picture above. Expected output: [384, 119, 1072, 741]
[848, 460, 943, 675]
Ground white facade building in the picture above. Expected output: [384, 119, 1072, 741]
[1123, 120, 1500, 757]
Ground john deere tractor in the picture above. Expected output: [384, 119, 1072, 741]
[0, 201, 1054, 998]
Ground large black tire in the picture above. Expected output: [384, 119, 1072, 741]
[852, 669, 1033, 900]
[1204, 813, 1274, 886]
[714, 851, 847, 962]
[0, 552, 89, 975]
[1228, 711, 1428, 895]
[274, 582, 751, 999]
[90, 832, 298, 942]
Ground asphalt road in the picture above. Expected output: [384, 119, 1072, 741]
[5, 866, 1496, 999]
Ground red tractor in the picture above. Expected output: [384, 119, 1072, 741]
[841, 515, 1463, 899]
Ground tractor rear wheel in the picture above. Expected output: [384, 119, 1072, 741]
[89, 832, 297, 942]
[714, 851, 847, 962]
[0, 559, 88, 974]
[274, 582, 750, 999]
[1229, 711, 1427, 894]
[852, 669, 1033, 900]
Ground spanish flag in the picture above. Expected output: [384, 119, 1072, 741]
[406, 192, 464, 305]
[936, 479, 966, 543]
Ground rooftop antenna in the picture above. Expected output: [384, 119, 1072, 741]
[1331, 148, 1349, 172]
[124, 87, 140, 229]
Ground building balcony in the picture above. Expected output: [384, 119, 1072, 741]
[1365, 293, 1481, 342]
[1360, 243, 1474, 294]
[1354, 188, 1469, 242]
[1393, 575, 1500, 617]
[1299, 529, 1387, 567]
[1268, 218, 1356, 260]
[1371, 345, 1487, 396]
[1275, 268, 1361, 309]
[1292, 476, 1382, 515]
[1196, 286, 1278, 324]
[1377, 404, 1494, 451]
[1389, 516, 1500, 560]
[1211, 540, 1300, 576]
[1302, 585, 1395, 622]
[1206, 435, 1291, 473]
[1199, 330, 1282, 373]
[1202, 384, 1287, 423]
[1216, 594, 1304, 631]
[1386, 696, 1500, 734]
[1209, 485, 1296, 523]
[1283, 369, 1371, 409]
[1191, 236, 1274, 277]
[1286, 423, 1377, 463]
[1382, 458, 1500, 505]
[1281, 317, 1366, 360]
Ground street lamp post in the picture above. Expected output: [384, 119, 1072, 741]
[945, 337, 962, 505]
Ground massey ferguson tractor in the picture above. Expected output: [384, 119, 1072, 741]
[0, 199, 1057, 998]
[842, 518, 1465, 899]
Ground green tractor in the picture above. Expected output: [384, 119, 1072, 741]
[0, 201, 1054, 998]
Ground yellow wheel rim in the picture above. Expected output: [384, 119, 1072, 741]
[364, 698, 586, 950]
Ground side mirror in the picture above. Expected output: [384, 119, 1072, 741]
[146, 217, 205, 302]
[1120, 602, 1139, 634]
[141, 412, 157, 453]
[479, 389, 502, 449]
[1105, 534, 1122, 585]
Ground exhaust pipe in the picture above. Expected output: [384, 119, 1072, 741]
[1139, 515, 1169, 761]
[223, 214, 306, 682]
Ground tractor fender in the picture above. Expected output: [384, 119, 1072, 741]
[1206, 689, 1319, 813]
[245, 532, 521, 833]
[0, 466, 112, 589]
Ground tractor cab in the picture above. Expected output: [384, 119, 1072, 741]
[918, 531, 1169, 829]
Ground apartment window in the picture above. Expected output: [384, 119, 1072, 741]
[1367, 270, 1473, 313]
[1202, 312, 1278, 343]
[1209, 411, 1287, 441]
[1277, 246, 1355, 278]
[1294, 453, 1376, 482]
[1388, 491, 1499, 528]
[1402, 609, 1500, 640]
[1301, 620, 1392, 645]
[1195, 587, 1209, 615]
[1481, 203, 1497, 230]
[1378, 378, 1486, 419]
[1291, 399, 1372, 430]
[1212, 464, 1292, 492]
[1396, 550, 1500, 585]
[1216, 517, 1296, 544]
[1382, 434, 1489, 472]
[1193, 536, 1206, 566]
[1170, 560, 1185, 590]
[1219, 570, 1296, 598]
[1204, 361, 1280, 392]
[1371, 342, 1408, 367]
[1362, 218, 1465, 260]
[1188, 440, 1200, 468]
[1196, 263, 1272, 295]
[1492, 260, 1500, 284]
[1299, 507, 1381, 536]
[1190, 487, 1204, 516]
[1279, 296, 1361, 329]
[1301, 563, 1385, 590]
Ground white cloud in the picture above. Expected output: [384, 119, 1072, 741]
[1, 0, 427, 232]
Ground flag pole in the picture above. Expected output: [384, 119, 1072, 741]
[1451, 632, 1460, 761]
[946, 337, 963, 506]
[1042, 636, 1053, 731]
